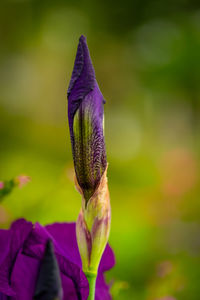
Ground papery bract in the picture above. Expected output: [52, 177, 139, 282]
[76, 167, 110, 274]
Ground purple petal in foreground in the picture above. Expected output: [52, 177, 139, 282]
[0, 219, 115, 300]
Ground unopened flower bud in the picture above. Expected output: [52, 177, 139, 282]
[0, 175, 31, 201]
[34, 240, 63, 300]
[67, 35, 107, 202]
[15, 174, 31, 188]
[67, 36, 111, 278]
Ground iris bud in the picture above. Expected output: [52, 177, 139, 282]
[67, 35, 107, 202]
[67, 36, 111, 279]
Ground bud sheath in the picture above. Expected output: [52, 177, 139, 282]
[76, 166, 110, 274]
[67, 35, 107, 202]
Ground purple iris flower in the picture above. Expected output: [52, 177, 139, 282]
[67, 35, 107, 201]
[0, 219, 115, 300]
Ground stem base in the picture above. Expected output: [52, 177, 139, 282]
[85, 272, 97, 300]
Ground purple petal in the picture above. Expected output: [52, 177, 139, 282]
[0, 221, 115, 300]
[0, 219, 32, 296]
[96, 244, 115, 300]
[0, 229, 11, 267]
[0, 292, 8, 300]
[61, 274, 79, 300]
[96, 274, 112, 300]
[23, 222, 89, 300]
[11, 252, 39, 300]
[67, 36, 107, 201]
[45, 223, 115, 299]
[45, 223, 81, 266]
[99, 243, 115, 272]
[11, 251, 87, 300]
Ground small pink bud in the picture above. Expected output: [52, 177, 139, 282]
[0, 182, 4, 189]
[15, 175, 31, 188]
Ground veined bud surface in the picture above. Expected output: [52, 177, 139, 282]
[67, 35, 107, 203]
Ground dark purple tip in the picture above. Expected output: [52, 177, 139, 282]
[67, 35, 96, 135]
[34, 240, 63, 300]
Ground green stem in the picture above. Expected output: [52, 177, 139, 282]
[85, 272, 97, 300]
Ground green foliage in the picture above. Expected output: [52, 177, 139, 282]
[0, 0, 200, 299]
[0, 179, 16, 201]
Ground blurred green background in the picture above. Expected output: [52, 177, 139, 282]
[0, 0, 200, 299]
